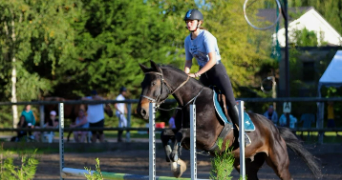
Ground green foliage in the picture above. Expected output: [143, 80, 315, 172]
[0, 0, 82, 101]
[292, 28, 319, 46]
[0, 0, 276, 125]
[84, 158, 104, 180]
[209, 138, 235, 180]
[203, 0, 273, 96]
[0, 145, 39, 180]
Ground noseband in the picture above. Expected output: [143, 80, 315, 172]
[141, 71, 190, 107]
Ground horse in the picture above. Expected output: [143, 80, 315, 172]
[42, 97, 87, 142]
[136, 61, 321, 180]
[42, 97, 113, 142]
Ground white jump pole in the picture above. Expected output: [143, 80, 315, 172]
[237, 101, 246, 180]
[149, 103, 156, 180]
[190, 104, 197, 180]
[59, 103, 65, 180]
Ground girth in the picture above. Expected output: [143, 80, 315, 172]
[207, 123, 233, 153]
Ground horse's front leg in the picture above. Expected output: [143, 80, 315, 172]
[161, 129, 176, 162]
[170, 128, 189, 162]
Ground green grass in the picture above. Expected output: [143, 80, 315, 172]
[296, 131, 342, 143]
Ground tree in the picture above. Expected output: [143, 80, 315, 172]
[0, 0, 82, 126]
[64, 0, 193, 98]
[203, 0, 273, 96]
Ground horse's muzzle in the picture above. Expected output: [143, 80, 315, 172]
[137, 101, 149, 120]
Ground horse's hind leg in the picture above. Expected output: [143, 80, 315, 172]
[234, 153, 266, 180]
[266, 139, 292, 180]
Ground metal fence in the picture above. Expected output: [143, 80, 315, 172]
[1, 97, 342, 143]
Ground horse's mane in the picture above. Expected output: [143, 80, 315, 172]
[159, 64, 207, 87]
[159, 64, 187, 75]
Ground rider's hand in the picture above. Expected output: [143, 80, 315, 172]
[188, 73, 196, 78]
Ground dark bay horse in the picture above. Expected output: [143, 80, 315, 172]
[42, 97, 87, 141]
[137, 61, 321, 180]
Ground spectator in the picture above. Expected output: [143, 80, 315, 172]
[263, 105, 278, 126]
[11, 115, 28, 142]
[71, 109, 89, 142]
[169, 116, 176, 129]
[327, 101, 335, 128]
[279, 113, 297, 128]
[115, 87, 128, 142]
[21, 104, 36, 127]
[33, 110, 58, 142]
[82, 90, 106, 143]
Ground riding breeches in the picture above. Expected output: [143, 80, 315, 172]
[199, 63, 239, 124]
[199, 63, 236, 107]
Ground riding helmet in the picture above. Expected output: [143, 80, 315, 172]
[120, 86, 127, 93]
[184, 9, 203, 21]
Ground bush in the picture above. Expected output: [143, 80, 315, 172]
[0, 143, 39, 180]
[210, 138, 235, 180]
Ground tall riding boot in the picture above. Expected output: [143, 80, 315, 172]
[229, 105, 251, 145]
[118, 130, 123, 142]
[228, 105, 239, 126]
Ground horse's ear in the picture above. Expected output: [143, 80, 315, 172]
[139, 63, 149, 73]
[150, 60, 162, 73]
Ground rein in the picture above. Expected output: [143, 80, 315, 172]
[142, 71, 190, 108]
[141, 71, 203, 111]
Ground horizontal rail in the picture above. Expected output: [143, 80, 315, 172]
[1, 127, 342, 132]
[0, 127, 164, 132]
[0, 97, 342, 106]
[62, 167, 190, 180]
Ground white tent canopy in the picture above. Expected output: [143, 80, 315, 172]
[318, 50, 342, 96]
[317, 50, 342, 143]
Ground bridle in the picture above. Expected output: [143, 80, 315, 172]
[141, 69, 204, 129]
[141, 71, 190, 108]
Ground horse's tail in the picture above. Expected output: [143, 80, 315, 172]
[278, 127, 322, 179]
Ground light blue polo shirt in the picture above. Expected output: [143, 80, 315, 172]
[184, 30, 221, 67]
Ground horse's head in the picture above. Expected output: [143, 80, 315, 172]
[137, 61, 171, 119]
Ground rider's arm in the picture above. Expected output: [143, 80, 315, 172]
[184, 60, 192, 74]
[184, 37, 193, 74]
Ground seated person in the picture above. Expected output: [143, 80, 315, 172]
[279, 113, 297, 128]
[263, 105, 278, 126]
[21, 104, 36, 133]
[11, 115, 29, 142]
[33, 110, 58, 142]
[70, 109, 89, 142]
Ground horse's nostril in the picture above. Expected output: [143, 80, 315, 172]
[141, 109, 147, 116]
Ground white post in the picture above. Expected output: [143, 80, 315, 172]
[238, 101, 246, 180]
[190, 105, 197, 180]
[59, 103, 64, 180]
[149, 103, 156, 180]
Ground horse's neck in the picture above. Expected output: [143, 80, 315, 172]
[169, 75, 205, 106]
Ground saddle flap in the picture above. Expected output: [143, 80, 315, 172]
[218, 93, 231, 123]
[213, 90, 255, 131]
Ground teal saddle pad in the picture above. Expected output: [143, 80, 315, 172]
[213, 90, 255, 131]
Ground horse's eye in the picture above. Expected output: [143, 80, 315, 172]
[151, 81, 156, 86]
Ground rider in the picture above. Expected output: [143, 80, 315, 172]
[183, 9, 240, 127]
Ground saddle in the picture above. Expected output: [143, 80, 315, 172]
[217, 92, 231, 124]
[211, 89, 252, 150]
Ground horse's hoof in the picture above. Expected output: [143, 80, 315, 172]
[171, 159, 187, 178]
